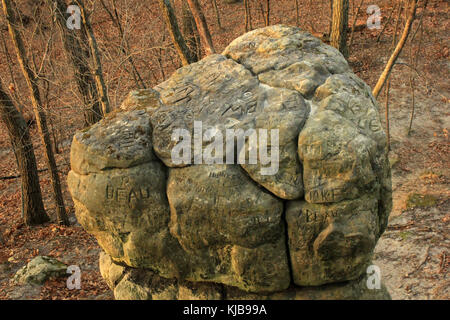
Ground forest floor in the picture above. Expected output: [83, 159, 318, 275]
[0, 0, 448, 300]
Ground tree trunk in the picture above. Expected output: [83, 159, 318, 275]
[0, 82, 49, 226]
[75, 0, 110, 116]
[349, 0, 364, 49]
[372, 0, 418, 98]
[244, 0, 249, 32]
[244, 0, 253, 32]
[48, 0, 102, 127]
[330, 0, 349, 58]
[407, 0, 427, 136]
[159, 0, 194, 66]
[384, 3, 403, 151]
[2, 0, 68, 225]
[265, 0, 270, 26]
[182, 0, 200, 62]
[210, 0, 222, 29]
[187, 0, 216, 55]
[329, 0, 333, 35]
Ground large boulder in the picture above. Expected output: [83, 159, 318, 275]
[68, 25, 392, 299]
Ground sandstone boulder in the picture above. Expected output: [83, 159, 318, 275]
[68, 25, 392, 299]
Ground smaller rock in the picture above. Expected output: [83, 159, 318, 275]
[99, 251, 125, 290]
[405, 193, 438, 209]
[388, 153, 399, 169]
[8, 256, 17, 263]
[14, 256, 67, 285]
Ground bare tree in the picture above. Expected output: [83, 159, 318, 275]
[74, 0, 110, 116]
[373, 0, 418, 98]
[99, 0, 146, 89]
[244, 0, 253, 32]
[376, 2, 397, 43]
[2, 0, 68, 225]
[210, 0, 222, 30]
[348, 0, 364, 49]
[265, 0, 270, 26]
[0, 81, 49, 226]
[330, 0, 349, 58]
[407, 0, 428, 135]
[182, 0, 200, 62]
[187, 0, 216, 55]
[328, 0, 333, 35]
[384, 2, 403, 151]
[159, 0, 194, 66]
[155, 26, 167, 80]
[244, 0, 250, 32]
[47, 0, 102, 127]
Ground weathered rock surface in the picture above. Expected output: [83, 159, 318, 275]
[119, 88, 162, 112]
[14, 256, 67, 285]
[167, 164, 290, 292]
[100, 252, 390, 300]
[68, 25, 392, 299]
[223, 25, 350, 78]
[68, 162, 181, 277]
[286, 195, 379, 286]
[100, 252, 223, 300]
[70, 109, 157, 175]
[151, 53, 308, 199]
[299, 73, 392, 237]
[69, 160, 290, 291]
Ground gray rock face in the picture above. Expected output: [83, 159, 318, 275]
[100, 252, 390, 300]
[70, 109, 156, 175]
[68, 25, 392, 299]
[151, 54, 308, 199]
[14, 256, 67, 285]
[286, 195, 379, 286]
[223, 25, 350, 78]
[167, 164, 290, 292]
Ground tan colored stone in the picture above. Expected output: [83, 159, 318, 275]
[167, 164, 290, 292]
[70, 109, 156, 175]
[68, 25, 393, 300]
[286, 195, 379, 286]
[120, 88, 162, 112]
